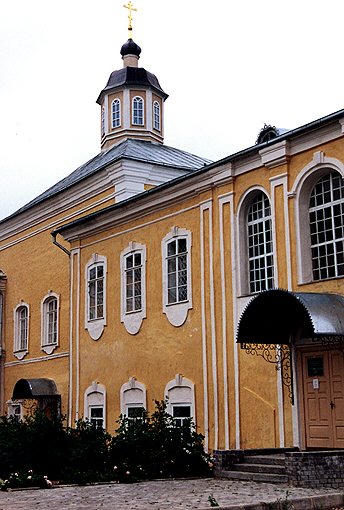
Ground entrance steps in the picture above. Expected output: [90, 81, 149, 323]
[219, 448, 297, 484]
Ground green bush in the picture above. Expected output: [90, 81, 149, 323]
[0, 400, 211, 487]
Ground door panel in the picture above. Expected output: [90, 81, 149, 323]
[301, 350, 344, 449]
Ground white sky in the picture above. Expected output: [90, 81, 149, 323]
[1, 0, 344, 220]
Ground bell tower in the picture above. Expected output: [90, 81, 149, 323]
[97, 2, 168, 151]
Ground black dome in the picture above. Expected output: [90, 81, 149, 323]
[120, 38, 141, 57]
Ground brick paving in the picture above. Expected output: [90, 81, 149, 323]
[0, 478, 342, 510]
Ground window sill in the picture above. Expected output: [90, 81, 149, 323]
[41, 343, 58, 355]
[13, 349, 28, 361]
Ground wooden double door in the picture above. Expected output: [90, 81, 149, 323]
[301, 349, 344, 449]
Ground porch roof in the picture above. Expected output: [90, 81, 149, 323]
[237, 290, 344, 345]
[12, 378, 59, 399]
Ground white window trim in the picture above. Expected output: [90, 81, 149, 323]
[153, 100, 160, 131]
[13, 302, 29, 360]
[85, 254, 107, 341]
[84, 381, 106, 429]
[120, 377, 147, 416]
[120, 242, 146, 335]
[290, 151, 344, 284]
[7, 399, 24, 420]
[132, 96, 144, 126]
[236, 187, 275, 296]
[162, 227, 192, 327]
[164, 374, 195, 425]
[111, 98, 121, 129]
[41, 291, 59, 355]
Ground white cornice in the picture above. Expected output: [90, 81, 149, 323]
[60, 165, 232, 242]
[260, 141, 290, 169]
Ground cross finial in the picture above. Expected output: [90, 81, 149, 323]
[123, 1, 137, 38]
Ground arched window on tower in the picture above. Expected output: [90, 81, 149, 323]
[112, 99, 121, 128]
[247, 192, 274, 293]
[309, 171, 344, 280]
[132, 96, 144, 126]
[153, 101, 160, 131]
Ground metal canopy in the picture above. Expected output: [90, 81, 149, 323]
[237, 290, 344, 345]
[12, 378, 59, 400]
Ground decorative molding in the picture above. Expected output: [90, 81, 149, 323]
[260, 140, 290, 169]
[4, 351, 69, 367]
[164, 374, 195, 423]
[84, 381, 106, 428]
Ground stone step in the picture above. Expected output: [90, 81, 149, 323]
[243, 454, 286, 466]
[221, 470, 288, 484]
[232, 462, 286, 475]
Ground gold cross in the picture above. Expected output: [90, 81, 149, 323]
[123, 1, 137, 31]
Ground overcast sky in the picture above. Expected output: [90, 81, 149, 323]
[1, 0, 344, 220]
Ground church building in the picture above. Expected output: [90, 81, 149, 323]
[0, 4, 343, 455]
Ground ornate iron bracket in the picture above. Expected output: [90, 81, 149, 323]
[312, 335, 344, 352]
[241, 343, 294, 404]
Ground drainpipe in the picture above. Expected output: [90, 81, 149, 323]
[51, 232, 71, 256]
[0, 271, 7, 415]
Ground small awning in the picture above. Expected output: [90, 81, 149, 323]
[12, 378, 59, 399]
[237, 290, 344, 345]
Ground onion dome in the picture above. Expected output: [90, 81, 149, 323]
[120, 38, 141, 58]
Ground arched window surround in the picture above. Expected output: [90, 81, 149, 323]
[164, 374, 195, 427]
[120, 377, 147, 418]
[41, 292, 59, 355]
[290, 151, 344, 284]
[84, 381, 106, 429]
[237, 187, 276, 296]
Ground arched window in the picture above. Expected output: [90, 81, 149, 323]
[132, 96, 144, 126]
[14, 303, 29, 358]
[112, 99, 121, 128]
[309, 171, 344, 281]
[247, 192, 274, 293]
[41, 293, 59, 354]
[101, 106, 105, 135]
[153, 101, 160, 131]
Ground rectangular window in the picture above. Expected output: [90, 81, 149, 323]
[125, 253, 142, 313]
[167, 239, 188, 304]
[88, 265, 104, 320]
[89, 406, 104, 428]
[172, 405, 191, 427]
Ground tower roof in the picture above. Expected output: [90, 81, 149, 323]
[120, 38, 141, 57]
[97, 66, 168, 104]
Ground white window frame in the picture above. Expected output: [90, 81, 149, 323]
[84, 381, 106, 429]
[101, 105, 105, 135]
[237, 187, 275, 296]
[291, 152, 344, 284]
[153, 100, 160, 131]
[247, 191, 274, 294]
[162, 227, 192, 327]
[13, 302, 29, 360]
[41, 292, 59, 355]
[132, 96, 144, 126]
[309, 172, 344, 281]
[165, 374, 195, 427]
[7, 399, 23, 420]
[112, 98, 121, 128]
[85, 254, 107, 341]
[120, 242, 146, 335]
[120, 377, 146, 417]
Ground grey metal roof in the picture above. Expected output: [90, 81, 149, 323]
[3, 139, 211, 221]
[12, 378, 59, 399]
[237, 289, 344, 345]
